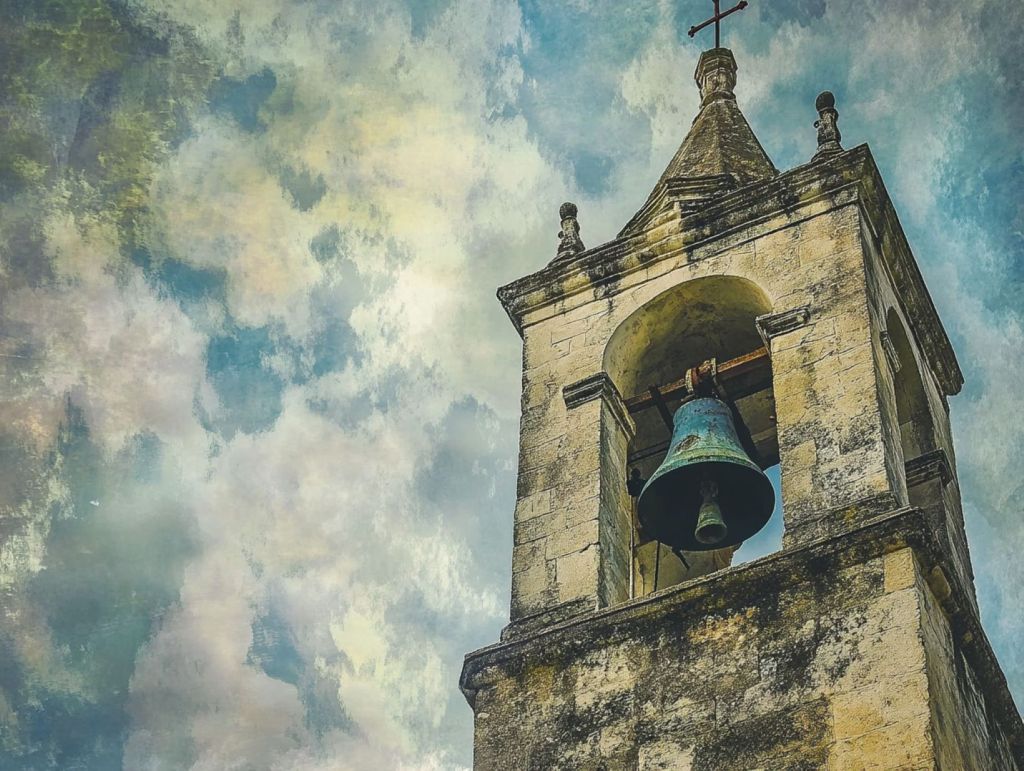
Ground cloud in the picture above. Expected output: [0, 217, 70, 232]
[1, 0, 1023, 769]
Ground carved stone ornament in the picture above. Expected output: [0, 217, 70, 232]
[695, 48, 737, 106]
[756, 305, 812, 350]
[813, 90, 843, 160]
[556, 201, 585, 260]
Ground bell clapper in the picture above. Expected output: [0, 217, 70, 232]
[695, 478, 728, 546]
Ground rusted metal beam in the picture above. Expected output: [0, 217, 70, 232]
[624, 346, 771, 415]
[647, 385, 676, 430]
[723, 396, 763, 468]
[628, 439, 671, 465]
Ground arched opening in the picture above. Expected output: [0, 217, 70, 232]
[603, 276, 782, 595]
[885, 308, 937, 470]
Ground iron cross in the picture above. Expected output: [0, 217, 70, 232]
[688, 0, 749, 48]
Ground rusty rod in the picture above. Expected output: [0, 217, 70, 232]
[624, 345, 771, 415]
[647, 385, 676, 430]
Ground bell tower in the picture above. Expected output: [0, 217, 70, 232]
[461, 45, 1024, 769]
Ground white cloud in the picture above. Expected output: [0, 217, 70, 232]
[6, 1, 1024, 768]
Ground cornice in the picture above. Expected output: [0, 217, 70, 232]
[562, 371, 636, 439]
[852, 156, 964, 395]
[905, 448, 953, 488]
[497, 145, 962, 396]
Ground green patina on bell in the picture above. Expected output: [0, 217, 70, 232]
[637, 396, 775, 552]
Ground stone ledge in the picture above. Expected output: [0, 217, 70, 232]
[905, 448, 952, 488]
[562, 371, 636, 438]
[757, 305, 812, 347]
[461, 506, 1024, 764]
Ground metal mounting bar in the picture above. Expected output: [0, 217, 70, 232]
[628, 439, 671, 465]
[647, 385, 676, 431]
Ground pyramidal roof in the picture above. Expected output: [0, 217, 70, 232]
[621, 48, 776, 236]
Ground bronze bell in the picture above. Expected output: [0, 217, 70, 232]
[636, 397, 774, 552]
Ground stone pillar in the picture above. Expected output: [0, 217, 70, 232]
[905, 449, 976, 612]
[509, 372, 634, 627]
[761, 292, 901, 547]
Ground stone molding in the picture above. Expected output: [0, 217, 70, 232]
[756, 305, 812, 349]
[562, 371, 635, 438]
[495, 146, 963, 397]
[905, 448, 952, 488]
[880, 330, 902, 375]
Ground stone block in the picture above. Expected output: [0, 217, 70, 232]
[545, 518, 600, 561]
[831, 671, 930, 740]
[884, 547, 917, 593]
[830, 717, 933, 770]
[511, 560, 554, 610]
[556, 545, 600, 603]
[515, 488, 553, 523]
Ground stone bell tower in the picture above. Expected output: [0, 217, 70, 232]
[461, 46, 1024, 769]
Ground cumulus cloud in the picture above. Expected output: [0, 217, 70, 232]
[1, 0, 1023, 768]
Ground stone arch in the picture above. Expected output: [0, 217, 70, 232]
[885, 308, 936, 463]
[602, 275, 778, 593]
[603, 275, 774, 400]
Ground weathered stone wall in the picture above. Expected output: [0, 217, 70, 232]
[858, 214, 976, 610]
[464, 531, 1022, 770]
[918, 556, 1019, 769]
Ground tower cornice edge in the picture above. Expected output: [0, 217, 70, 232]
[497, 145, 963, 396]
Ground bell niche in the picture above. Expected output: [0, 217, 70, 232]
[605, 274, 781, 592]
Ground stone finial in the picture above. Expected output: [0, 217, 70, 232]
[694, 48, 737, 107]
[557, 201, 585, 259]
[813, 90, 843, 160]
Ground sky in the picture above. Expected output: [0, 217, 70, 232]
[0, 0, 1022, 768]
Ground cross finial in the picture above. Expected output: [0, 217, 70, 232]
[688, 0, 749, 49]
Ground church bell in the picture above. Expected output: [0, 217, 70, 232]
[636, 397, 774, 552]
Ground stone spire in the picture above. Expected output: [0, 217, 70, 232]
[621, 48, 776, 235]
[658, 48, 776, 186]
